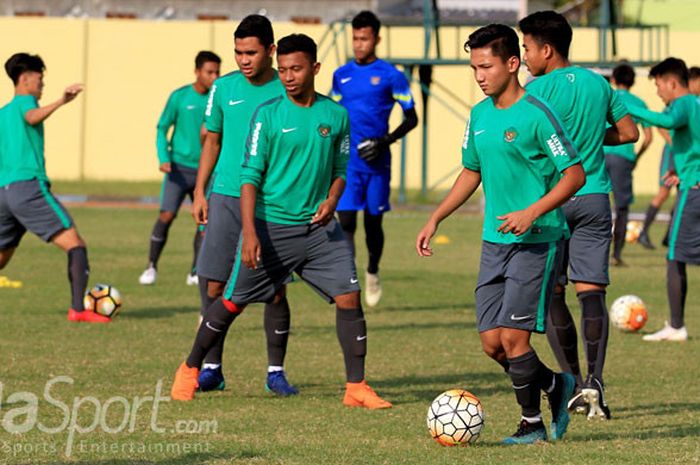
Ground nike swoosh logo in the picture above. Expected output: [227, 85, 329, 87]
[282, 128, 298, 133]
[229, 99, 245, 106]
[474, 129, 486, 135]
[340, 77, 352, 84]
[205, 322, 223, 332]
[356, 335, 367, 341]
[510, 314, 532, 321]
[274, 329, 289, 335]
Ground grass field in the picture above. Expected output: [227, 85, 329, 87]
[0, 199, 698, 465]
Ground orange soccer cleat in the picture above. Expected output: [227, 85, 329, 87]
[171, 362, 199, 401]
[67, 308, 111, 323]
[343, 380, 392, 409]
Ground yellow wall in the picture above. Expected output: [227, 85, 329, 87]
[0, 17, 697, 194]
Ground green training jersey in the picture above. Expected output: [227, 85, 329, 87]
[156, 84, 208, 169]
[603, 89, 650, 162]
[628, 94, 700, 188]
[205, 71, 284, 198]
[241, 93, 350, 225]
[462, 93, 581, 244]
[526, 66, 628, 196]
[0, 95, 46, 187]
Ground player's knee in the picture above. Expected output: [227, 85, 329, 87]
[554, 284, 565, 295]
[272, 286, 287, 305]
[481, 343, 502, 360]
[207, 280, 225, 299]
[159, 211, 176, 224]
[336, 291, 360, 309]
[499, 331, 530, 355]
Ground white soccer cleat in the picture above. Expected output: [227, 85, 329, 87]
[139, 266, 157, 285]
[364, 272, 382, 308]
[186, 273, 199, 286]
[642, 322, 688, 341]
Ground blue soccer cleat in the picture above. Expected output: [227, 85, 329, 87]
[265, 371, 299, 396]
[197, 366, 225, 392]
[549, 372, 576, 440]
[502, 420, 548, 445]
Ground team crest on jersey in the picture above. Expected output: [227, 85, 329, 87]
[371, 76, 381, 85]
[318, 124, 331, 138]
[504, 127, 518, 143]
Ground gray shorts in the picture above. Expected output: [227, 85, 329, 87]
[0, 179, 74, 249]
[475, 241, 563, 334]
[605, 154, 635, 208]
[196, 193, 241, 282]
[668, 187, 700, 264]
[223, 218, 360, 304]
[559, 194, 612, 286]
[160, 163, 197, 214]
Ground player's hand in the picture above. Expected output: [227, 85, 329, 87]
[241, 231, 262, 270]
[497, 208, 537, 236]
[192, 192, 208, 225]
[311, 198, 338, 226]
[62, 84, 84, 104]
[416, 221, 437, 257]
[662, 170, 680, 187]
[358, 135, 391, 162]
[159, 162, 172, 173]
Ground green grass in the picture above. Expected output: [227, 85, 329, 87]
[0, 205, 698, 464]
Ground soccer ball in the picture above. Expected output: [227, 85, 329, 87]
[427, 389, 484, 446]
[625, 220, 643, 243]
[84, 284, 122, 318]
[610, 295, 647, 332]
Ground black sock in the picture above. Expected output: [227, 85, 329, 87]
[507, 351, 552, 418]
[667, 260, 687, 329]
[613, 206, 629, 260]
[191, 228, 204, 275]
[336, 307, 366, 383]
[264, 296, 291, 367]
[642, 204, 659, 234]
[148, 219, 171, 267]
[67, 246, 89, 311]
[337, 210, 357, 257]
[364, 212, 384, 274]
[546, 291, 583, 386]
[579, 290, 609, 383]
[188, 298, 242, 369]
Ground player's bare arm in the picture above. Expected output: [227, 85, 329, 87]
[603, 114, 639, 146]
[311, 177, 345, 226]
[24, 83, 83, 126]
[240, 183, 261, 269]
[416, 168, 481, 257]
[192, 131, 222, 224]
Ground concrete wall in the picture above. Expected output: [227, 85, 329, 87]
[0, 17, 697, 194]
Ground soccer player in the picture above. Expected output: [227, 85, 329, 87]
[625, 58, 699, 342]
[138, 51, 221, 286]
[417, 24, 584, 444]
[191, 15, 297, 395]
[172, 34, 391, 409]
[332, 11, 418, 307]
[518, 10, 639, 419]
[0, 53, 108, 323]
[603, 63, 653, 265]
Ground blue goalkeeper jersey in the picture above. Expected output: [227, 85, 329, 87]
[331, 58, 415, 174]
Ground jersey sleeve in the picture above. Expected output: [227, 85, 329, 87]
[535, 104, 581, 172]
[18, 95, 39, 115]
[330, 72, 342, 103]
[607, 87, 630, 124]
[333, 112, 350, 180]
[391, 68, 415, 111]
[205, 82, 223, 133]
[156, 91, 177, 164]
[240, 106, 270, 189]
[627, 99, 690, 130]
[461, 118, 480, 172]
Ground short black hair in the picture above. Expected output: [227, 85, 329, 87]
[195, 51, 221, 69]
[518, 10, 573, 59]
[5, 53, 45, 85]
[277, 34, 317, 63]
[352, 10, 381, 36]
[650, 57, 688, 87]
[690, 66, 700, 80]
[464, 24, 520, 62]
[612, 63, 635, 87]
[234, 14, 275, 49]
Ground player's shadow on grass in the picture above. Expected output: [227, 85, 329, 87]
[37, 449, 257, 465]
[569, 422, 700, 442]
[613, 401, 700, 419]
[121, 306, 198, 319]
[378, 372, 511, 404]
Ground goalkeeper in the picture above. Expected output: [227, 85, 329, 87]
[331, 10, 418, 308]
